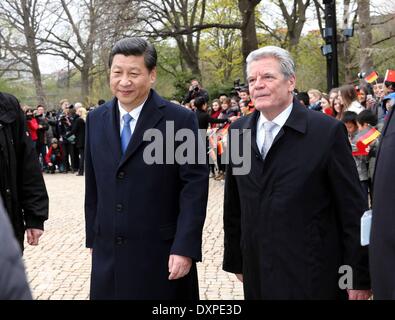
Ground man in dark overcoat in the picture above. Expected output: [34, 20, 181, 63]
[85, 37, 208, 299]
[0, 92, 48, 251]
[370, 105, 395, 299]
[223, 46, 371, 300]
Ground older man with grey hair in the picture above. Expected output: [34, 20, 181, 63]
[223, 46, 371, 300]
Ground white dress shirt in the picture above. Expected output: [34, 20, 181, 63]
[256, 103, 293, 153]
[118, 100, 146, 136]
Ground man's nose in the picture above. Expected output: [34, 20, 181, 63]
[254, 76, 265, 89]
[120, 75, 132, 86]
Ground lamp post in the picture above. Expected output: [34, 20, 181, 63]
[323, 0, 339, 92]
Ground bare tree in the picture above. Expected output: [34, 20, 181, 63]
[278, 0, 311, 49]
[128, 0, 261, 80]
[0, 0, 50, 105]
[357, 0, 373, 73]
[257, 0, 310, 50]
[38, 0, 103, 101]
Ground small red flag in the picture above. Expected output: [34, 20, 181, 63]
[384, 69, 395, 83]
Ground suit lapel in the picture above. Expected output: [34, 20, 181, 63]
[241, 99, 307, 161]
[102, 98, 122, 163]
[240, 110, 261, 157]
[373, 108, 394, 184]
[118, 90, 164, 168]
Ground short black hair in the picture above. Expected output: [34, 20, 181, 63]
[384, 81, 395, 91]
[342, 111, 358, 124]
[108, 37, 157, 71]
[194, 96, 206, 111]
[296, 91, 309, 107]
[239, 87, 250, 94]
[98, 99, 105, 105]
[357, 109, 378, 127]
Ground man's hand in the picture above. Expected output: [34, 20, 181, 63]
[168, 255, 192, 280]
[347, 289, 372, 300]
[26, 228, 44, 246]
[235, 273, 243, 282]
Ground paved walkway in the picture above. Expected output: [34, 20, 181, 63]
[23, 174, 244, 300]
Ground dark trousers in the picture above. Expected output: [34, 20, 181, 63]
[36, 143, 47, 169]
[62, 141, 76, 172]
[78, 148, 85, 174]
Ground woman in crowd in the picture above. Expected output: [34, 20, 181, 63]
[333, 96, 346, 120]
[209, 99, 222, 129]
[195, 96, 229, 179]
[68, 107, 86, 176]
[321, 93, 334, 116]
[358, 85, 369, 108]
[25, 108, 39, 147]
[338, 84, 365, 114]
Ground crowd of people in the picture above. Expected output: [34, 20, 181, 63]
[22, 99, 105, 176]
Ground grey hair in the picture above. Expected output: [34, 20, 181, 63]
[246, 46, 295, 79]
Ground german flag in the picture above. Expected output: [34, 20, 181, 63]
[352, 127, 381, 156]
[364, 71, 378, 84]
[384, 69, 395, 83]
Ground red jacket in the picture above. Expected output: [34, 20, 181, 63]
[45, 145, 63, 164]
[27, 118, 39, 141]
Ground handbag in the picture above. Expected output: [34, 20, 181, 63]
[66, 134, 76, 144]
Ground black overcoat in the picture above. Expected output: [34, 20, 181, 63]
[85, 90, 208, 299]
[223, 100, 370, 299]
[370, 108, 395, 299]
[0, 92, 48, 250]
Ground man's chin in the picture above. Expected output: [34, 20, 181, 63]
[254, 104, 270, 112]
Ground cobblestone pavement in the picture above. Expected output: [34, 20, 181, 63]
[23, 174, 244, 300]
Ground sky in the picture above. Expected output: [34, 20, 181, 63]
[38, 0, 394, 75]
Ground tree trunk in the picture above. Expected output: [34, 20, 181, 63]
[81, 67, 90, 101]
[30, 56, 47, 106]
[21, 0, 47, 105]
[238, 0, 260, 81]
[357, 0, 373, 73]
[176, 37, 201, 79]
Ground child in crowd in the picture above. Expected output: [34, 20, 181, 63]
[356, 110, 380, 206]
[342, 111, 369, 204]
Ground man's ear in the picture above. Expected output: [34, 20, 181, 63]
[288, 75, 296, 93]
[150, 67, 157, 84]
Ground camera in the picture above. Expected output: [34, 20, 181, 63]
[230, 78, 246, 96]
[357, 72, 366, 79]
[193, 85, 200, 92]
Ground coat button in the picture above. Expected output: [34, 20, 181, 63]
[115, 236, 125, 245]
[116, 204, 123, 212]
[117, 171, 125, 179]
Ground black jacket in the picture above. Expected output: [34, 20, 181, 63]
[69, 115, 86, 149]
[223, 99, 370, 299]
[0, 92, 49, 250]
[370, 108, 395, 299]
[183, 88, 209, 104]
[0, 197, 32, 300]
[195, 109, 229, 131]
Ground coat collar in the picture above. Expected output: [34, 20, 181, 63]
[239, 97, 308, 134]
[102, 89, 165, 167]
[238, 98, 308, 157]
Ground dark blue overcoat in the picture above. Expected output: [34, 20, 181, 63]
[85, 90, 208, 299]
